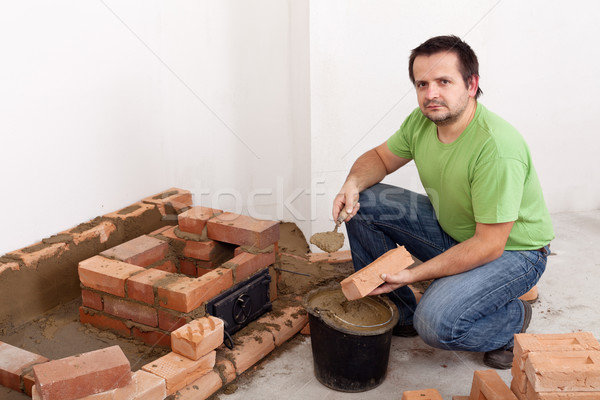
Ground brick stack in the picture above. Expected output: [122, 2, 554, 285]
[78, 207, 279, 347]
[511, 332, 600, 399]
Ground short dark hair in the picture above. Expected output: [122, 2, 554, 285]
[409, 35, 483, 99]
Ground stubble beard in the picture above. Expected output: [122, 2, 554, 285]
[423, 97, 469, 127]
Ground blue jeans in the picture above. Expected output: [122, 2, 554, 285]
[345, 183, 548, 352]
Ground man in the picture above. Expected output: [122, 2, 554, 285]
[333, 35, 554, 369]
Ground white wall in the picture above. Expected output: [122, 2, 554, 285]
[309, 0, 600, 249]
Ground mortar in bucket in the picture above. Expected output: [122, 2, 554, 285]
[303, 284, 399, 392]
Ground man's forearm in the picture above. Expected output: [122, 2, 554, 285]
[344, 149, 389, 192]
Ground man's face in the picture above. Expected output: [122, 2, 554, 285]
[412, 52, 475, 126]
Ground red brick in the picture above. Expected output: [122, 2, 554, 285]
[142, 350, 216, 395]
[171, 316, 224, 360]
[524, 383, 600, 399]
[402, 389, 443, 400]
[514, 332, 600, 370]
[178, 206, 223, 235]
[157, 268, 233, 313]
[215, 357, 236, 384]
[308, 250, 352, 264]
[103, 296, 158, 327]
[173, 370, 222, 400]
[524, 351, 600, 392]
[66, 221, 117, 245]
[33, 345, 131, 400]
[104, 201, 156, 221]
[100, 235, 168, 268]
[126, 268, 172, 305]
[78, 256, 145, 297]
[222, 251, 275, 283]
[66, 370, 166, 400]
[0, 341, 49, 392]
[256, 305, 308, 346]
[158, 309, 191, 332]
[511, 363, 527, 395]
[220, 330, 275, 374]
[519, 285, 538, 303]
[469, 370, 517, 400]
[8, 242, 69, 269]
[131, 327, 171, 348]
[161, 226, 230, 261]
[341, 246, 413, 300]
[142, 187, 192, 218]
[510, 380, 527, 400]
[149, 225, 172, 236]
[207, 212, 279, 249]
[81, 289, 103, 311]
[153, 260, 178, 273]
[300, 323, 310, 335]
[79, 307, 131, 338]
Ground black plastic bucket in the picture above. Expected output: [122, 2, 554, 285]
[303, 285, 399, 392]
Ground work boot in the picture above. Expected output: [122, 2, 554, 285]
[392, 324, 419, 337]
[482, 299, 532, 369]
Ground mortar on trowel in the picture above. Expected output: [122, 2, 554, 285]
[309, 208, 350, 253]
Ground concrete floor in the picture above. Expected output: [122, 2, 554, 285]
[218, 210, 600, 399]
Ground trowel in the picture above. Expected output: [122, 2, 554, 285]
[310, 208, 351, 253]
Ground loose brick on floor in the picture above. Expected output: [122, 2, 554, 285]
[33, 345, 131, 400]
[206, 212, 279, 249]
[178, 206, 223, 235]
[524, 351, 600, 392]
[172, 370, 222, 400]
[514, 332, 600, 370]
[103, 296, 158, 327]
[220, 329, 275, 375]
[511, 363, 528, 395]
[222, 251, 275, 283]
[171, 316, 224, 360]
[256, 305, 308, 346]
[402, 389, 443, 400]
[126, 268, 172, 305]
[469, 369, 517, 399]
[341, 246, 414, 300]
[524, 381, 600, 399]
[142, 350, 216, 395]
[0, 341, 49, 392]
[308, 250, 352, 264]
[100, 235, 168, 268]
[79, 256, 145, 297]
[157, 268, 233, 313]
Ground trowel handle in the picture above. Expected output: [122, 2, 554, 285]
[336, 208, 350, 225]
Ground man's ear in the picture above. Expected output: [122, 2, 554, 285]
[468, 74, 480, 97]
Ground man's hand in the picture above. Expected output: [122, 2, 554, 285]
[369, 269, 413, 295]
[333, 182, 360, 223]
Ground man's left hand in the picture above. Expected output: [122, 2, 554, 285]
[369, 269, 413, 295]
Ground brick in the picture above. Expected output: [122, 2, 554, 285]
[452, 397, 470, 400]
[161, 226, 232, 261]
[149, 225, 172, 236]
[511, 363, 528, 395]
[152, 259, 178, 273]
[67, 221, 117, 245]
[524, 351, 600, 392]
[157, 268, 233, 312]
[178, 206, 223, 235]
[79, 307, 131, 338]
[0, 341, 49, 392]
[131, 327, 171, 348]
[100, 235, 168, 268]
[341, 246, 413, 300]
[207, 212, 279, 249]
[81, 289, 104, 311]
[222, 251, 276, 283]
[8, 242, 69, 269]
[514, 332, 600, 370]
[308, 250, 352, 264]
[525, 381, 600, 399]
[519, 285, 538, 303]
[172, 370, 222, 400]
[33, 345, 131, 400]
[510, 380, 527, 400]
[142, 187, 192, 219]
[78, 256, 145, 297]
[142, 350, 216, 395]
[220, 330, 275, 374]
[402, 389, 442, 400]
[104, 201, 156, 221]
[171, 316, 224, 360]
[104, 296, 158, 327]
[256, 305, 308, 346]
[158, 309, 191, 332]
[0, 261, 20, 274]
[179, 259, 212, 277]
[269, 266, 279, 302]
[469, 370, 517, 400]
[300, 323, 310, 335]
[215, 357, 236, 384]
[73, 370, 166, 400]
[126, 268, 172, 305]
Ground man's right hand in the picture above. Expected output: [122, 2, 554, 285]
[333, 181, 360, 223]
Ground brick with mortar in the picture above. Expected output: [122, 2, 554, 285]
[81, 289, 103, 311]
[103, 296, 158, 327]
[524, 351, 600, 392]
[66, 220, 117, 245]
[157, 268, 233, 313]
[171, 316, 224, 360]
[172, 370, 222, 400]
[222, 251, 275, 283]
[256, 305, 308, 346]
[402, 389, 442, 400]
[131, 327, 171, 348]
[100, 235, 168, 268]
[142, 350, 216, 395]
[220, 330, 275, 375]
[341, 246, 414, 300]
[126, 268, 172, 305]
[160, 226, 231, 262]
[468, 370, 517, 400]
[158, 309, 191, 332]
[514, 332, 600, 370]
[142, 187, 192, 218]
[215, 357, 236, 384]
[178, 206, 223, 235]
[33, 345, 131, 400]
[206, 212, 279, 249]
[79, 307, 131, 338]
[0, 341, 49, 392]
[63, 370, 166, 400]
[78, 256, 145, 297]
[152, 259, 178, 273]
[7, 242, 69, 269]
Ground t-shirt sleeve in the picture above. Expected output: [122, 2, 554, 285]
[471, 157, 527, 224]
[387, 111, 418, 159]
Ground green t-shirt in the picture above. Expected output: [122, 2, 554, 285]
[387, 103, 554, 250]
